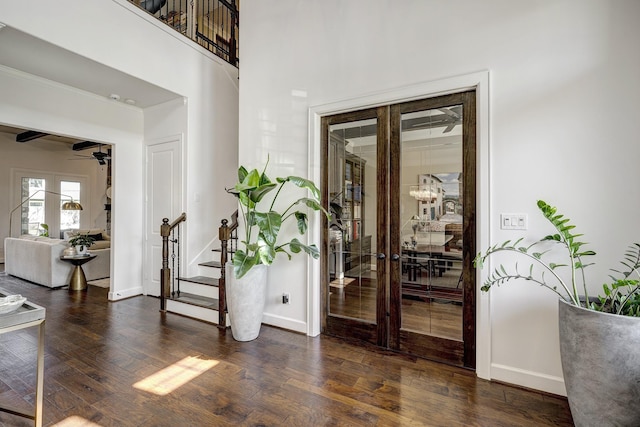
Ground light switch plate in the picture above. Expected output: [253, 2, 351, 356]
[501, 213, 528, 230]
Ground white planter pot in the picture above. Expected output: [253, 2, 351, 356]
[75, 245, 88, 255]
[559, 299, 640, 426]
[225, 262, 268, 342]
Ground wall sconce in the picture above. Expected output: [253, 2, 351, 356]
[9, 190, 83, 237]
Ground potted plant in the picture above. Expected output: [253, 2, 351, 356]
[68, 233, 95, 256]
[38, 223, 49, 237]
[226, 158, 330, 341]
[474, 200, 640, 426]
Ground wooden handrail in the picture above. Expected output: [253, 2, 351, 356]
[161, 212, 186, 237]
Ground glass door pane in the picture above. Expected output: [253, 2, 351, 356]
[327, 117, 378, 324]
[20, 177, 46, 236]
[60, 180, 81, 232]
[399, 106, 464, 341]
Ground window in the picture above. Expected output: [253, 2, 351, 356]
[11, 170, 88, 238]
[60, 181, 81, 231]
[20, 177, 46, 236]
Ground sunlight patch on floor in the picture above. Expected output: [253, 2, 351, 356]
[52, 415, 103, 426]
[133, 356, 219, 396]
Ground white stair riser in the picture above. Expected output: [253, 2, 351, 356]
[166, 299, 222, 324]
[177, 281, 219, 299]
[196, 265, 222, 278]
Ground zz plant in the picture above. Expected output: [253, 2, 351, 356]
[474, 200, 640, 316]
[228, 158, 330, 279]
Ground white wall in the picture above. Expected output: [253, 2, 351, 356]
[1, 0, 239, 298]
[239, 0, 640, 395]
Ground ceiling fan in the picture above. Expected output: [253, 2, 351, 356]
[70, 144, 111, 165]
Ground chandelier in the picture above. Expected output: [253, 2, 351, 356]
[409, 185, 436, 202]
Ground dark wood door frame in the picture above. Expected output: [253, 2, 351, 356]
[321, 91, 476, 369]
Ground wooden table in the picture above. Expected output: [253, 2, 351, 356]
[403, 236, 456, 281]
[0, 290, 46, 427]
[402, 246, 463, 302]
[60, 254, 96, 291]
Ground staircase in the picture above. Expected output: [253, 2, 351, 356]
[160, 211, 237, 328]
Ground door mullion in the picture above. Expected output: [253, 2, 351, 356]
[388, 104, 402, 350]
[376, 105, 389, 347]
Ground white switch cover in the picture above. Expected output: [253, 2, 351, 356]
[500, 213, 528, 230]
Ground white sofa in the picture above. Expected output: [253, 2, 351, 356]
[4, 234, 110, 288]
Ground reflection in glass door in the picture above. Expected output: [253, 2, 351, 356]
[399, 106, 464, 341]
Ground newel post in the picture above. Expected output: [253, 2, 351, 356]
[160, 218, 171, 312]
[217, 218, 231, 328]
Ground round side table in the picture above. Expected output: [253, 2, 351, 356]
[60, 254, 97, 291]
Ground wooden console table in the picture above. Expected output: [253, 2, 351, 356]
[0, 290, 46, 426]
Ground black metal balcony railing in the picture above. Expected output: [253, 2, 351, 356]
[131, 0, 239, 67]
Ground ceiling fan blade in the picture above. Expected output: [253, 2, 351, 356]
[438, 108, 460, 119]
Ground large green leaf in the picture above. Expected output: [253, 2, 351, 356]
[295, 211, 308, 234]
[253, 211, 282, 246]
[257, 234, 276, 265]
[289, 238, 320, 259]
[233, 249, 257, 279]
[276, 176, 320, 200]
[238, 168, 260, 189]
[248, 182, 277, 204]
[238, 166, 248, 183]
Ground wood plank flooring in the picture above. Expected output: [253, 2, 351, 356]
[0, 270, 573, 426]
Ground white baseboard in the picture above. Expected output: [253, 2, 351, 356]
[262, 312, 307, 334]
[109, 285, 143, 301]
[490, 363, 567, 396]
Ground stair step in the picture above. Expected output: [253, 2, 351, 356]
[212, 248, 236, 254]
[199, 261, 222, 268]
[178, 276, 219, 287]
[170, 292, 219, 309]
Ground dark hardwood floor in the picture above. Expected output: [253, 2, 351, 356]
[0, 269, 573, 426]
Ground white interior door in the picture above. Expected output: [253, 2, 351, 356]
[144, 137, 183, 296]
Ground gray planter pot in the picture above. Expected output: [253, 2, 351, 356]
[558, 299, 640, 427]
[225, 262, 267, 342]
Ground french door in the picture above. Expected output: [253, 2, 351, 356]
[321, 90, 476, 368]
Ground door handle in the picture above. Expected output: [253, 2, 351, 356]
[391, 254, 400, 261]
[376, 253, 386, 260]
